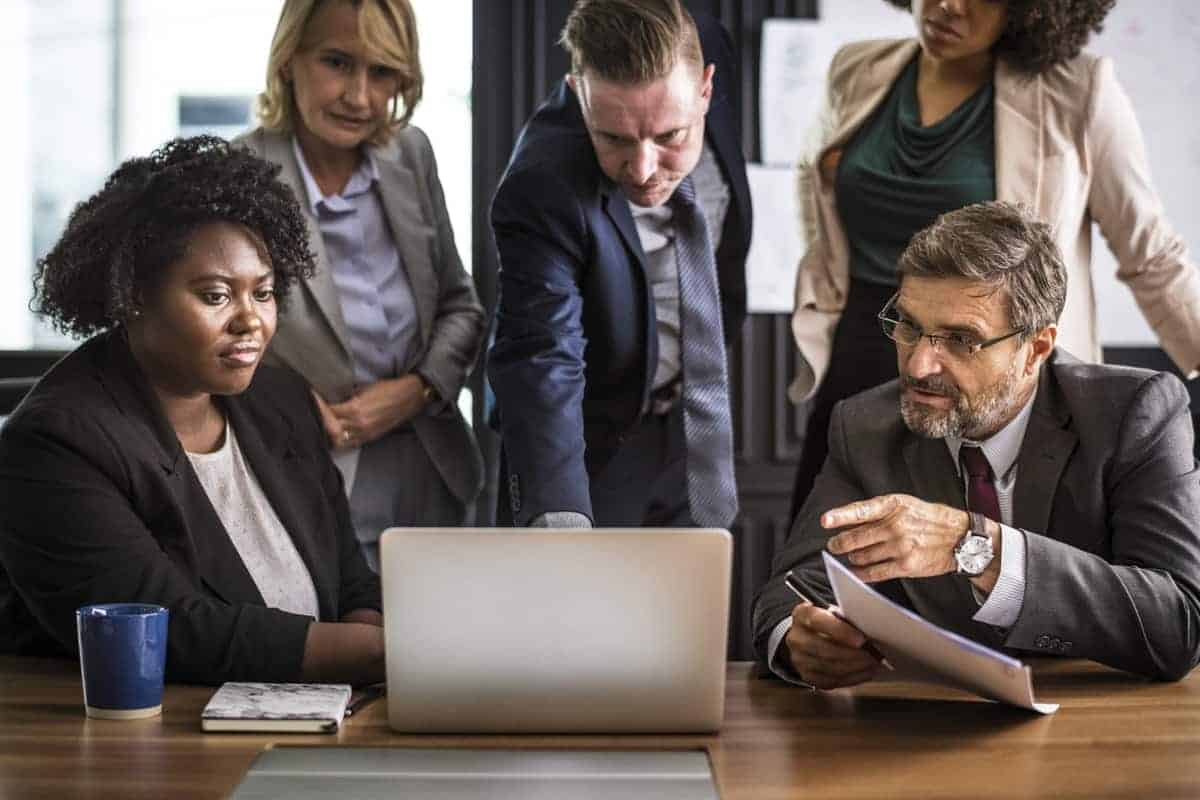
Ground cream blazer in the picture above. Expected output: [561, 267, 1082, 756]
[789, 38, 1200, 403]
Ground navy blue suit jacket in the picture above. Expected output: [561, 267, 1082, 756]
[488, 14, 751, 525]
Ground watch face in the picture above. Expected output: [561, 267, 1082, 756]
[956, 534, 992, 576]
[959, 550, 990, 575]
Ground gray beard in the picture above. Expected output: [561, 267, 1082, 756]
[900, 358, 1025, 440]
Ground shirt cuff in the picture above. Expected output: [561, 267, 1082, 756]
[971, 524, 1027, 629]
[529, 511, 592, 528]
[766, 616, 813, 688]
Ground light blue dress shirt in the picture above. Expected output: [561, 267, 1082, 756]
[291, 138, 420, 386]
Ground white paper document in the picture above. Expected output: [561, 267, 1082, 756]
[745, 163, 804, 313]
[823, 552, 1058, 713]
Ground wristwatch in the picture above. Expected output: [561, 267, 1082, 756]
[954, 511, 995, 576]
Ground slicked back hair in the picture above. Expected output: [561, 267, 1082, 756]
[559, 0, 703, 84]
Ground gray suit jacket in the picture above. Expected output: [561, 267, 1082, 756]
[235, 126, 484, 506]
[754, 350, 1200, 681]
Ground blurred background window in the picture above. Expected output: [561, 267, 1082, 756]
[1, 0, 472, 351]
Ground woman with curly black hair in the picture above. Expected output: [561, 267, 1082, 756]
[0, 136, 385, 686]
[784, 0, 1200, 526]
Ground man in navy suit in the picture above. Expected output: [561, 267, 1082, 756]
[489, 0, 752, 528]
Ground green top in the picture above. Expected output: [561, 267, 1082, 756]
[835, 55, 996, 287]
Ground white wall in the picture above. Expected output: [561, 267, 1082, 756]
[1088, 1, 1200, 346]
[117, 1, 278, 160]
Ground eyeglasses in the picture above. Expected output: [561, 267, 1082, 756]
[877, 293, 1025, 360]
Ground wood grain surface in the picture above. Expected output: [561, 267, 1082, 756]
[1, 656, 1198, 798]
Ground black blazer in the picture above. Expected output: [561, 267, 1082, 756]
[0, 331, 380, 684]
[487, 13, 752, 524]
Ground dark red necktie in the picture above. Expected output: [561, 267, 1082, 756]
[960, 446, 1002, 522]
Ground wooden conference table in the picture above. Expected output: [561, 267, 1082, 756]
[2, 656, 1199, 799]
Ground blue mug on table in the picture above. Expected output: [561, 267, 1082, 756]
[76, 603, 168, 719]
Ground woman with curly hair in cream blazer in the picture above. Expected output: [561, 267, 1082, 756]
[788, 0, 1200, 522]
[237, 0, 485, 568]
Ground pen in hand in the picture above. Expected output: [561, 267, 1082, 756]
[784, 570, 895, 671]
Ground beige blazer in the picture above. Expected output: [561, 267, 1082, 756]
[789, 38, 1200, 403]
[235, 126, 485, 506]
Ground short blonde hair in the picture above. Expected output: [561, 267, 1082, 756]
[559, 0, 703, 84]
[257, 0, 423, 146]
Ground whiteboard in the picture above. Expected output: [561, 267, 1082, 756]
[1087, 1, 1200, 346]
[751, 2, 913, 312]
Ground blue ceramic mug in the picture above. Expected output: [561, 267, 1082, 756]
[75, 604, 168, 719]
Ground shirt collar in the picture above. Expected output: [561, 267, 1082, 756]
[290, 136, 378, 213]
[945, 384, 1038, 481]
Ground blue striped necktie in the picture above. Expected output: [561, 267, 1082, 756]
[669, 176, 738, 528]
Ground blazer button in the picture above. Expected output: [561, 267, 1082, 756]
[1035, 635, 1050, 649]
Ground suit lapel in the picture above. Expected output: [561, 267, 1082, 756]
[1012, 368, 1077, 535]
[994, 61, 1045, 214]
[221, 395, 338, 621]
[96, 334, 265, 606]
[374, 150, 435, 350]
[175, 460, 267, 609]
[262, 131, 354, 360]
[902, 434, 963, 511]
[601, 182, 647, 275]
[601, 188, 658, 397]
[828, 40, 920, 153]
[93, 331, 185, 480]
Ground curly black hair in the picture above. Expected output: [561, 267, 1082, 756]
[882, 0, 1116, 75]
[34, 135, 315, 339]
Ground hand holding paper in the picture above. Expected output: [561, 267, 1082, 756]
[822, 552, 1057, 713]
[783, 595, 888, 691]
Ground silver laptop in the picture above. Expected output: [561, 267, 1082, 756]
[379, 527, 731, 734]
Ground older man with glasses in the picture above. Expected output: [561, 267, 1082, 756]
[753, 201, 1200, 687]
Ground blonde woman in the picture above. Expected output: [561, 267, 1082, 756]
[237, 0, 484, 568]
